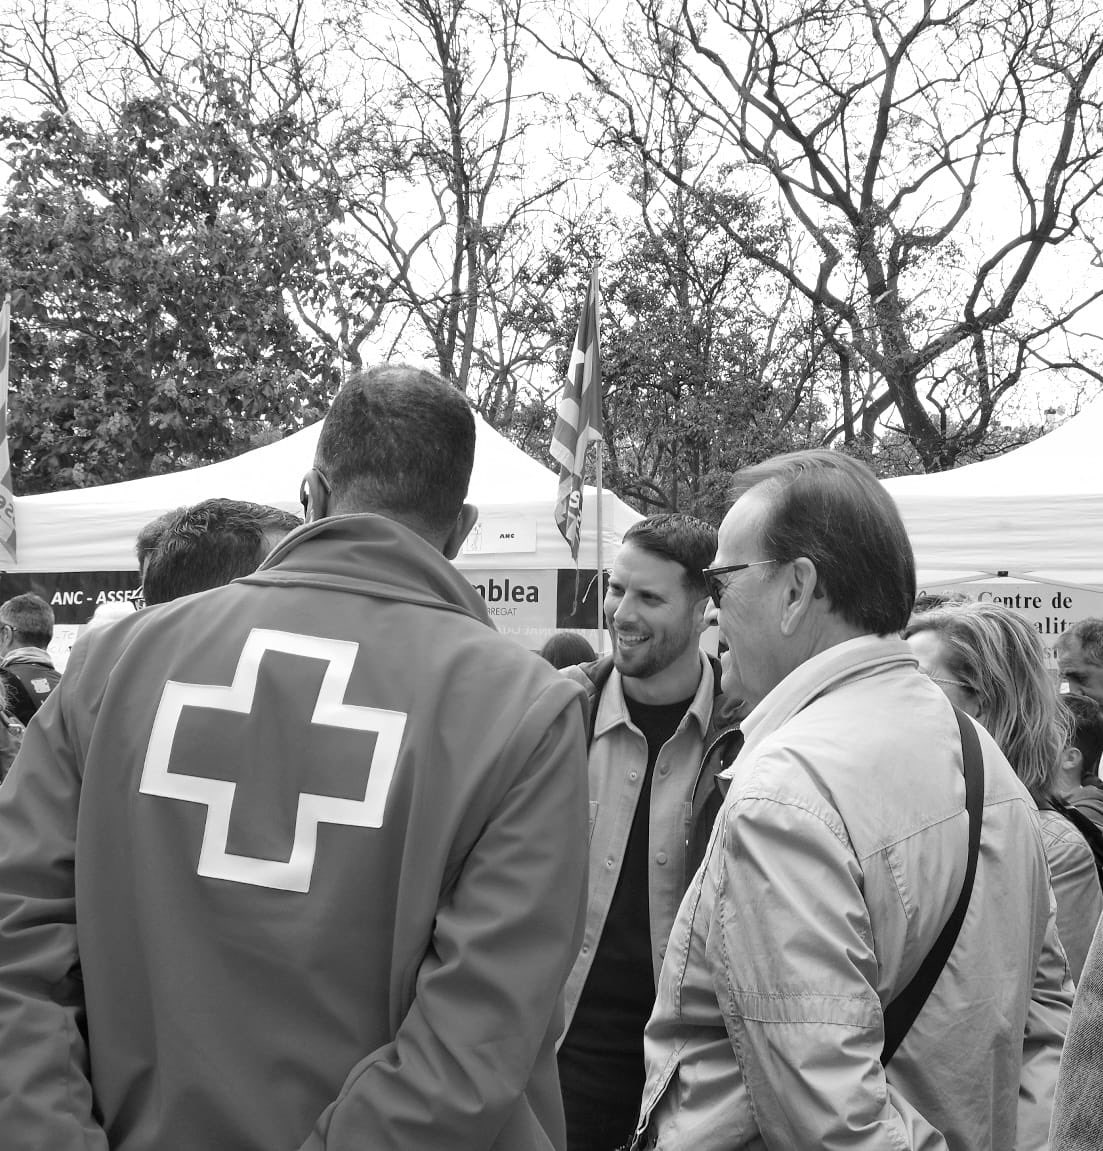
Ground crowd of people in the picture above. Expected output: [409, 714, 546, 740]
[0, 363, 1100, 1149]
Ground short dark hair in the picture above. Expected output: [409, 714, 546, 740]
[730, 450, 916, 635]
[315, 365, 475, 535]
[1058, 618, 1103, 666]
[1062, 693, 1103, 777]
[141, 499, 301, 606]
[912, 591, 971, 614]
[0, 593, 54, 648]
[135, 508, 182, 574]
[539, 631, 597, 669]
[622, 513, 717, 600]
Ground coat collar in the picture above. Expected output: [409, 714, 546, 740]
[732, 634, 918, 772]
[245, 513, 493, 628]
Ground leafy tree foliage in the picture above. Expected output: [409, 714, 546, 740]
[526, 169, 826, 520]
[322, 0, 573, 407]
[0, 0, 1096, 505]
[602, 203, 819, 518]
[0, 73, 336, 490]
[0, 0, 573, 477]
[542, 0, 1103, 470]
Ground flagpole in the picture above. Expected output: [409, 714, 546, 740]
[550, 264, 602, 638]
[595, 437, 604, 655]
[0, 292, 15, 565]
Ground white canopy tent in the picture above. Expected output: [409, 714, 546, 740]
[9, 413, 638, 575]
[882, 398, 1103, 587]
[2, 415, 641, 650]
[882, 400, 1103, 657]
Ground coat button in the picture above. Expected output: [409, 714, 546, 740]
[656, 851, 668, 865]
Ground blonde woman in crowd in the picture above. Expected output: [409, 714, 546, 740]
[905, 601, 1102, 981]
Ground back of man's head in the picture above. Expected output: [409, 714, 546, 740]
[142, 499, 302, 606]
[135, 509, 182, 578]
[622, 513, 717, 600]
[912, 590, 971, 614]
[729, 450, 916, 636]
[313, 365, 476, 543]
[1062, 692, 1103, 779]
[1058, 618, 1103, 665]
[0, 593, 55, 649]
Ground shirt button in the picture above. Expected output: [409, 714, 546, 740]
[581, 944, 590, 955]
[629, 770, 639, 781]
[656, 852, 668, 865]
[606, 858, 615, 869]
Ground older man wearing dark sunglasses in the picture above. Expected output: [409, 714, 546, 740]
[633, 450, 1070, 1151]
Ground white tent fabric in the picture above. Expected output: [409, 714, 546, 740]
[6, 414, 640, 574]
[882, 399, 1103, 585]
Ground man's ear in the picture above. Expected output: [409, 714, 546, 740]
[443, 503, 479, 560]
[299, 468, 329, 524]
[779, 556, 818, 636]
[693, 593, 712, 638]
[1064, 745, 1086, 782]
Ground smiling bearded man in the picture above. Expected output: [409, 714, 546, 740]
[556, 513, 745, 1151]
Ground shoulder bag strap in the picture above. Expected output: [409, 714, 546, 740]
[881, 704, 984, 1065]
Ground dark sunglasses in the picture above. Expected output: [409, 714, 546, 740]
[702, 559, 775, 609]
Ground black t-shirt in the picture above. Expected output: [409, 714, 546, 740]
[559, 691, 696, 1136]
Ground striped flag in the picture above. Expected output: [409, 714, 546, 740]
[551, 267, 602, 561]
[0, 294, 16, 562]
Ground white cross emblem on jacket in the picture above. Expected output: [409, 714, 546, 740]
[139, 627, 407, 893]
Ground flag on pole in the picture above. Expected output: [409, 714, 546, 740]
[551, 267, 602, 561]
[0, 294, 17, 563]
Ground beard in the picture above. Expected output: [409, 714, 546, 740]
[610, 616, 698, 682]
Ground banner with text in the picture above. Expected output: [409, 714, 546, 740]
[3, 568, 614, 661]
[919, 578, 1103, 668]
[462, 568, 611, 650]
[0, 571, 143, 624]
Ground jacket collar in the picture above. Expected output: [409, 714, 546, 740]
[732, 634, 918, 771]
[244, 513, 494, 628]
[1, 646, 54, 668]
[594, 648, 715, 739]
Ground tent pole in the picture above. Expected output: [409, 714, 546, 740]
[595, 439, 604, 654]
